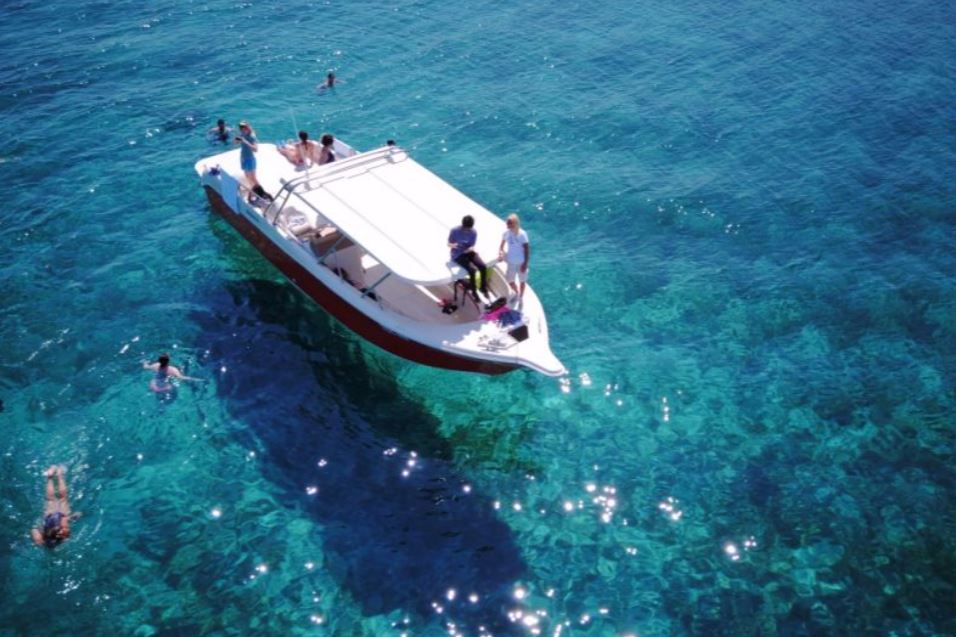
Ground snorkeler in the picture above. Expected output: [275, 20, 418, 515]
[143, 353, 201, 393]
[32, 465, 79, 549]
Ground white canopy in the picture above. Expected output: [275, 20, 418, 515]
[285, 146, 507, 285]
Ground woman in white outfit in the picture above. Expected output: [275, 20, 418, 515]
[498, 213, 530, 302]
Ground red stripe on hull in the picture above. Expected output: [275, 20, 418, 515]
[203, 186, 516, 375]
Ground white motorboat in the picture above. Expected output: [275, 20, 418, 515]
[194, 139, 565, 376]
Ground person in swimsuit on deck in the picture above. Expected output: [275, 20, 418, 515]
[279, 130, 319, 168]
[144, 353, 201, 393]
[317, 133, 336, 165]
[235, 120, 273, 201]
[32, 465, 76, 549]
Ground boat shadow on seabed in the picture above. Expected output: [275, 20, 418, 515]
[191, 278, 526, 634]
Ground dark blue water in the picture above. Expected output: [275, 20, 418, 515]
[1, 0, 954, 635]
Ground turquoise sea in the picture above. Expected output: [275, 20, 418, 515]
[2, 0, 955, 635]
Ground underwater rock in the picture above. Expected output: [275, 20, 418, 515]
[690, 592, 733, 634]
[597, 556, 616, 579]
[817, 579, 847, 596]
[133, 624, 157, 637]
[167, 545, 203, 583]
[880, 504, 909, 544]
[793, 540, 845, 569]
[810, 600, 835, 627]
[742, 463, 779, 507]
[792, 568, 816, 597]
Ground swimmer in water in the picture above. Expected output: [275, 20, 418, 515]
[32, 465, 79, 549]
[208, 118, 232, 143]
[143, 353, 202, 392]
[317, 71, 343, 91]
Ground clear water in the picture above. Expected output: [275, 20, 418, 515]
[2, 0, 954, 635]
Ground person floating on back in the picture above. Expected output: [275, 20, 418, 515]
[448, 215, 490, 303]
[144, 353, 202, 393]
[234, 120, 273, 202]
[32, 465, 78, 549]
[498, 213, 530, 304]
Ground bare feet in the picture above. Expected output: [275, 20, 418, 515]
[44, 466, 57, 478]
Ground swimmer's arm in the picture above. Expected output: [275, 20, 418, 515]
[31, 528, 43, 546]
[143, 361, 159, 371]
[169, 367, 204, 382]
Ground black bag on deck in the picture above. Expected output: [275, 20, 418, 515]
[484, 296, 507, 312]
[509, 324, 529, 342]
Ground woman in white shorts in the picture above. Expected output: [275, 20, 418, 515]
[498, 213, 530, 302]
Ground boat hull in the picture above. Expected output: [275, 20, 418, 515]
[203, 186, 517, 375]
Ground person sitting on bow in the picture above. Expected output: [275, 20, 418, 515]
[279, 130, 319, 168]
[448, 214, 491, 303]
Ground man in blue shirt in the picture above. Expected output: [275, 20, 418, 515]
[448, 215, 489, 302]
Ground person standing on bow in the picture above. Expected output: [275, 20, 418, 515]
[448, 214, 490, 303]
[498, 213, 530, 303]
[235, 120, 272, 201]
